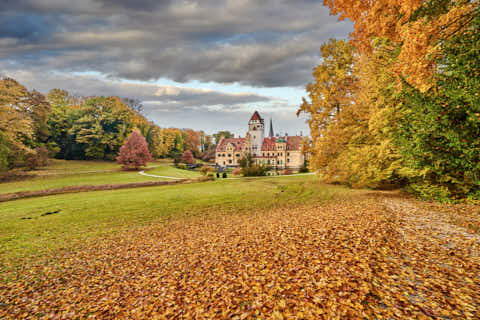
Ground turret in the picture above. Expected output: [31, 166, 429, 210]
[248, 111, 264, 156]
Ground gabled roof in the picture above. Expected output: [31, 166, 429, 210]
[249, 111, 262, 121]
[261, 137, 276, 151]
[216, 138, 246, 152]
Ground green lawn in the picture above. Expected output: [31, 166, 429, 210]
[0, 160, 200, 194]
[147, 165, 202, 178]
[0, 175, 355, 269]
[31, 159, 122, 176]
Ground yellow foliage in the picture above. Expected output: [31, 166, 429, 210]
[323, 0, 479, 92]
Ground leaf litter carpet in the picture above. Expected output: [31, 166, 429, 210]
[1, 194, 479, 319]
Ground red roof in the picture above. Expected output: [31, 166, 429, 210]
[249, 111, 262, 121]
[261, 137, 276, 151]
[286, 136, 302, 150]
[261, 136, 302, 151]
[216, 138, 245, 152]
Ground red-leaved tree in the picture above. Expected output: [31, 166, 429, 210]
[117, 130, 152, 170]
[181, 150, 195, 164]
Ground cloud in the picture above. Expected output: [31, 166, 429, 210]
[3, 68, 271, 108]
[0, 0, 352, 87]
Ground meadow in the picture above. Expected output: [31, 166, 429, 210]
[0, 168, 345, 268]
[0, 159, 200, 195]
[1, 161, 479, 319]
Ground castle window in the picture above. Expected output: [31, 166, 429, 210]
[287, 158, 290, 163]
[267, 160, 271, 165]
[229, 160, 232, 164]
[287, 152, 290, 156]
[228, 154, 231, 157]
[236, 154, 240, 157]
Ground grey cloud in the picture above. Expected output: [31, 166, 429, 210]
[2, 68, 272, 108]
[1, 0, 352, 87]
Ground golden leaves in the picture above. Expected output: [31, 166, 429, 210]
[1, 194, 479, 319]
[323, 0, 479, 92]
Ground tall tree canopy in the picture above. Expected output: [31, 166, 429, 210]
[301, 1, 479, 200]
[324, 0, 479, 91]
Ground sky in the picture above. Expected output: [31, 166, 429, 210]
[0, 0, 353, 136]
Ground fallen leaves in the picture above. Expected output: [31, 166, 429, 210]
[1, 194, 479, 319]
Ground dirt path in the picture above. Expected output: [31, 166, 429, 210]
[1, 194, 479, 319]
[384, 197, 480, 258]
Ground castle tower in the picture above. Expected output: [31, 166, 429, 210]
[248, 111, 264, 156]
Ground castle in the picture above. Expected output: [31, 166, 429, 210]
[215, 111, 305, 169]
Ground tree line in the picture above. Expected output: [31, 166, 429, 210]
[299, 0, 479, 201]
[0, 78, 232, 172]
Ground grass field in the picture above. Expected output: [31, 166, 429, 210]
[147, 165, 202, 178]
[0, 175, 351, 268]
[0, 160, 200, 194]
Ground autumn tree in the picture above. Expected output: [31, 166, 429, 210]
[395, 13, 480, 200]
[183, 129, 201, 156]
[297, 39, 357, 177]
[117, 130, 152, 170]
[70, 97, 135, 160]
[323, 0, 479, 91]
[0, 78, 52, 169]
[213, 131, 233, 144]
[181, 150, 195, 165]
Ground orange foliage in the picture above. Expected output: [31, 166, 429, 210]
[324, 0, 479, 91]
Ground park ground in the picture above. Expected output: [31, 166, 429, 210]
[0, 160, 479, 319]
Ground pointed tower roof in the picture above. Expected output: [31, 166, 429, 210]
[249, 111, 262, 121]
[269, 118, 274, 137]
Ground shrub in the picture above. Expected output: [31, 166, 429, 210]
[25, 146, 50, 170]
[222, 172, 227, 178]
[176, 163, 187, 170]
[171, 152, 182, 165]
[281, 168, 292, 175]
[117, 130, 152, 170]
[206, 172, 215, 180]
[200, 165, 213, 176]
[232, 167, 242, 176]
[299, 164, 309, 173]
[408, 182, 453, 203]
[241, 165, 268, 177]
[181, 150, 195, 164]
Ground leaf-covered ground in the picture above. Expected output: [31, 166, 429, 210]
[1, 193, 479, 319]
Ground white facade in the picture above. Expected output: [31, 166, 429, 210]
[248, 113, 264, 157]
